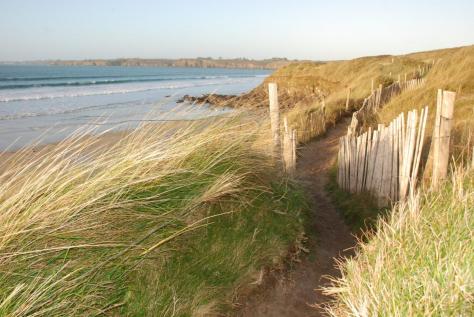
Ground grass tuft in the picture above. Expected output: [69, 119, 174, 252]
[325, 167, 474, 316]
[0, 113, 307, 316]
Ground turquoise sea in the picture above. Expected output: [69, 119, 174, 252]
[0, 65, 270, 150]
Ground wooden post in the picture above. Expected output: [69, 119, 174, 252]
[349, 136, 357, 193]
[371, 78, 374, 94]
[268, 83, 281, 159]
[376, 84, 383, 109]
[393, 118, 401, 200]
[431, 90, 442, 186]
[410, 106, 428, 195]
[364, 128, 372, 191]
[338, 138, 343, 187]
[432, 90, 456, 188]
[472, 146, 474, 169]
[400, 110, 418, 200]
[471, 146, 474, 169]
[283, 116, 290, 172]
[345, 87, 351, 111]
[381, 124, 393, 205]
[366, 130, 378, 191]
[373, 125, 385, 198]
[292, 129, 297, 170]
[356, 133, 367, 192]
[344, 136, 351, 190]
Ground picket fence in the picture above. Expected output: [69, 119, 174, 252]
[338, 90, 456, 206]
[269, 76, 427, 175]
[268, 83, 299, 174]
[282, 117, 297, 174]
[338, 107, 429, 205]
[266, 71, 452, 198]
[348, 78, 426, 135]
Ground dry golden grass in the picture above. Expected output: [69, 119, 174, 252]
[264, 50, 432, 143]
[378, 45, 474, 158]
[324, 166, 474, 316]
[321, 45, 474, 316]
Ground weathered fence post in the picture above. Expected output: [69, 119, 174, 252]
[268, 83, 281, 159]
[376, 84, 383, 109]
[472, 146, 474, 169]
[282, 116, 297, 175]
[345, 87, 351, 111]
[292, 129, 297, 169]
[410, 107, 429, 195]
[432, 90, 456, 188]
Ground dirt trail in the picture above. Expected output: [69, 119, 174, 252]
[234, 119, 356, 317]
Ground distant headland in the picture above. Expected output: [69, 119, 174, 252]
[5, 57, 301, 70]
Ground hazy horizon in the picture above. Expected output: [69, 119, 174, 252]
[1, 0, 473, 62]
[2, 43, 473, 63]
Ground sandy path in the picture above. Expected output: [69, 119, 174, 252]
[233, 119, 356, 316]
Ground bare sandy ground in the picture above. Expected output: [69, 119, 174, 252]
[233, 119, 356, 317]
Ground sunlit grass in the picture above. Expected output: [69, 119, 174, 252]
[324, 166, 474, 316]
[0, 112, 307, 316]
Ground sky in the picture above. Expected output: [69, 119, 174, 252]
[0, 0, 473, 61]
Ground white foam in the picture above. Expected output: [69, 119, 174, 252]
[0, 77, 252, 103]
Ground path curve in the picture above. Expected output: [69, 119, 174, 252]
[234, 119, 356, 317]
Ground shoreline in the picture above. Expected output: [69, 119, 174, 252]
[0, 112, 237, 159]
[0, 129, 129, 174]
[0, 65, 268, 150]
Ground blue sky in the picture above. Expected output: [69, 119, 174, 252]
[1, 0, 473, 61]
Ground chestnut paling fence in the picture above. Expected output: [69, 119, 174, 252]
[268, 75, 427, 176]
[338, 107, 429, 206]
[267, 79, 456, 206]
[338, 90, 455, 206]
[347, 77, 426, 136]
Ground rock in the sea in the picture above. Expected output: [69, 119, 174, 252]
[176, 94, 239, 107]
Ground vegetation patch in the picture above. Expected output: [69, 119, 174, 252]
[0, 115, 308, 316]
[326, 166, 385, 233]
[325, 168, 474, 316]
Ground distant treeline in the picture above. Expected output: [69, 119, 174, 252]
[34, 57, 299, 69]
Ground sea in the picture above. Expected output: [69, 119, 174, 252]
[0, 65, 270, 150]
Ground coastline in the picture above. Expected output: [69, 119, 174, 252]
[0, 114, 233, 166]
[16, 57, 295, 70]
[0, 65, 269, 151]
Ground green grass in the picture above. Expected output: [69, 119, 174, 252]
[123, 181, 307, 316]
[325, 168, 474, 316]
[0, 114, 308, 316]
[326, 166, 385, 233]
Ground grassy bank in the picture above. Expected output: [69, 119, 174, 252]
[322, 45, 474, 316]
[378, 45, 474, 159]
[235, 51, 430, 144]
[325, 167, 474, 316]
[0, 114, 307, 316]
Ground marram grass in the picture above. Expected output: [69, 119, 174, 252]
[0, 113, 307, 316]
[324, 167, 474, 316]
